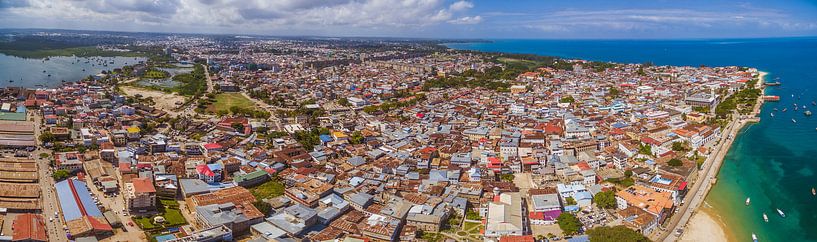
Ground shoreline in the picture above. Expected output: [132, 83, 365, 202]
[664, 69, 767, 242]
[679, 207, 732, 242]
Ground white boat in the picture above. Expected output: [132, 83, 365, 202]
[763, 213, 769, 222]
[812, 187, 815, 196]
[770, 113, 775, 117]
[745, 197, 751, 206]
[792, 119, 797, 123]
[777, 209, 786, 218]
[753, 233, 759, 242]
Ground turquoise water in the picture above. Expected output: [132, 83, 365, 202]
[0, 53, 144, 88]
[448, 38, 817, 242]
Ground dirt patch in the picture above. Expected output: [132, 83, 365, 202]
[120, 86, 187, 114]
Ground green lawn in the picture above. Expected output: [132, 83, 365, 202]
[463, 221, 482, 232]
[133, 199, 187, 230]
[249, 179, 285, 200]
[206, 93, 256, 113]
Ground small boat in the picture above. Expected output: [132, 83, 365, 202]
[812, 101, 816, 106]
[777, 209, 786, 218]
[42, 70, 46, 73]
[774, 108, 778, 111]
[806, 111, 813, 116]
[783, 108, 788, 112]
[753, 233, 759, 242]
[812, 187, 816, 196]
[770, 113, 775, 117]
[746, 197, 751, 206]
[763, 213, 769, 222]
[792, 119, 797, 123]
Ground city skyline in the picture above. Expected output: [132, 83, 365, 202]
[1, 0, 817, 39]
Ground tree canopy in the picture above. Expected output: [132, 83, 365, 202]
[668, 158, 683, 167]
[557, 212, 583, 235]
[593, 191, 617, 209]
[587, 225, 651, 242]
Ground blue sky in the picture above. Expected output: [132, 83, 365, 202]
[1, 0, 816, 39]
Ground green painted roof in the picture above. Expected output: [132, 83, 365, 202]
[0, 112, 26, 121]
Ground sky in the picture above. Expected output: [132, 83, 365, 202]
[1, 0, 816, 39]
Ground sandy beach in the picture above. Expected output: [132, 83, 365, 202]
[679, 209, 729, 242]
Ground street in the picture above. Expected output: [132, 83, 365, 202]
[31, 111, 68, 242]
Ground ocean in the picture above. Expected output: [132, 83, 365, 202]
[447, 38, 817, 242]
[0, 53, 144, 88]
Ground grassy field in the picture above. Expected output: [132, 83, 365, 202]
[143, 69, 169, 79]
[497, 57, 544, 69]
[206, 93, 255, 113]
[249, 179, 286, 200]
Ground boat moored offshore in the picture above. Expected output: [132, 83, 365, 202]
[777, 209, 786, 218]
[753, 233, 759, 242]
[763, 213, 769, 222]
[745, 197, 751, 206]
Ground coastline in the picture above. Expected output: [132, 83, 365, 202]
[672, 70, 767, 241]
[679, 207, 731, 242]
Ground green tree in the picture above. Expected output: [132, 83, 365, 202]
[566, 197, 577, 206]
[607, 87, 620, 98]
[557, 212, 583, 235]
[587, 225, 651, 242]
[672, 142, 685, 151]
[560, 96, 575, 103]
[624, 170, 633, 177]
[638, 144, 652, 155]
[52, 169, 70, 181]
[668, 158, 683, 167]
[338, 98, 351, 107]
[593, 191, 617, 209]
[253, 200, 272, 216]
[499, 174, 515, 182]
[39, 132, 56, 143]
[39, 153, 50, 159]
[349, 131, 364, 144]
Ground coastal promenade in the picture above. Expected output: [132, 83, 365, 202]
[657, 73, 767, 242]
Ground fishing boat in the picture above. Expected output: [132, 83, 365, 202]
[763, 213, 769, 222]
[753, 233, 759, 242]
[777, 209, 786, 218]
[746, 197, 751, 206]
[806, 111, 813, 116]
[812, 187, 815, 196]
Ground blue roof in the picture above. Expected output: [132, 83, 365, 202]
[573, 191, 593, 200]
[155, 234, 178, 242]
[319, 134, 333, 142]
[207, 163, 222, 170]
[55, 179, 103, 221]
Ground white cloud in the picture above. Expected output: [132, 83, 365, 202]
[448, 16, 482, 25]
[449, 0, 473, 11]
[0, 0, 481, 35]
[523, 8, 816, 32]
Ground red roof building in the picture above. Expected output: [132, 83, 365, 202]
[12, 213, 47, 242]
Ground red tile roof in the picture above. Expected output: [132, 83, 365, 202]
[131, 177, 156, 193]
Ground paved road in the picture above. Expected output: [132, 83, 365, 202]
[31, 111, 68, 242]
